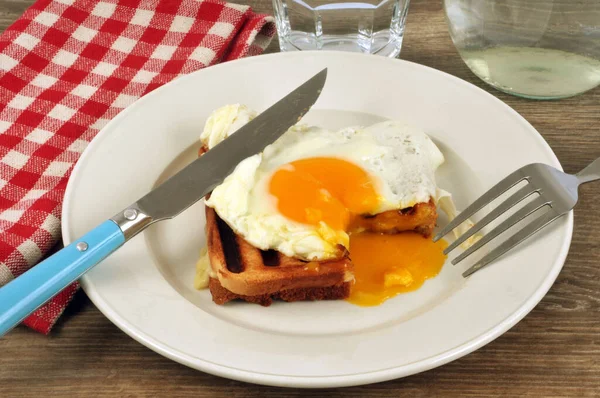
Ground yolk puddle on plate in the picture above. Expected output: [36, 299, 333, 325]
[347, 232, 448, 306]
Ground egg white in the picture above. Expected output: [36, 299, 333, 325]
[202, 105, 446, 261]
[200, 104, 257, 149]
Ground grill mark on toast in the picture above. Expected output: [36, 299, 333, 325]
[399, 206, 415, 215]
[215, 216, 244, 273]
[260, 250, 280, 267]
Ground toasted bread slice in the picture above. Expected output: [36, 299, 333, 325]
[206, 206, 353, 305]
[205, 201, 438, 305]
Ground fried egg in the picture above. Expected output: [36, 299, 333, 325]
[202, 105, 446, 261]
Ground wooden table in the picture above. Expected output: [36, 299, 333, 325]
[2, 0, 600, 396]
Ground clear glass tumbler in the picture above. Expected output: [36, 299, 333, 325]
[273, 0, 411, 57]
[444, 0, 600, 99]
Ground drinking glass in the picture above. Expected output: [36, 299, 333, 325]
[444, 0, 600, 99]
[273, 0, 411, 57]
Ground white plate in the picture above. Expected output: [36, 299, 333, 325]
[62, 52, 572, 388]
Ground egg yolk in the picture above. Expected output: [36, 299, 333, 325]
[347, 232, 447, 306]
[269, 157, 380, 230]
[269, 157, 447, 306]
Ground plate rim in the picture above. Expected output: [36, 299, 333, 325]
[62, 51, 573, 388]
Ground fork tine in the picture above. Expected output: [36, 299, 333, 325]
[444, 185, 538, 254]
[451, 196, 550, 265]
[462, 211, 561, 277]
[433, 169, 529, 242]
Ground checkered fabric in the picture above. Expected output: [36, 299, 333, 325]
[0, 0, 275, 334]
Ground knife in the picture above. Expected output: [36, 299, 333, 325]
[0, 68, 327, 336]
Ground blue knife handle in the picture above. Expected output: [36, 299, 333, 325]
[0, 220, 125, 336]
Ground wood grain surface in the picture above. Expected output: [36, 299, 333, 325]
[1, 0, 600, 396]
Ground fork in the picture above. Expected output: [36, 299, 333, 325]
[434, 158, 600, 277]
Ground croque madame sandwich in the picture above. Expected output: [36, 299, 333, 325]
[195, 104, 461, 306]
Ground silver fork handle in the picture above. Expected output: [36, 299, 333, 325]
[576, 157, 600, 184]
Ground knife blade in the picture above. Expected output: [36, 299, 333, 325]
[0, 68, 327, 336]
[132, 68, 327, 227]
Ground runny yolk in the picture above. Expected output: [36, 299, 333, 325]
[347, 232, 448, 306]
[269, 157, 380, 230]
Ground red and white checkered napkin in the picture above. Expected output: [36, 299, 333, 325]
[0, 0, 275, 334]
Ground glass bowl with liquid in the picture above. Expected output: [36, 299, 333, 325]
[444, 0, 600, 99]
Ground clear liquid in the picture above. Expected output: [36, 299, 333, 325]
[274, 0, 410, 57]
[460, 47, 600, 99]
